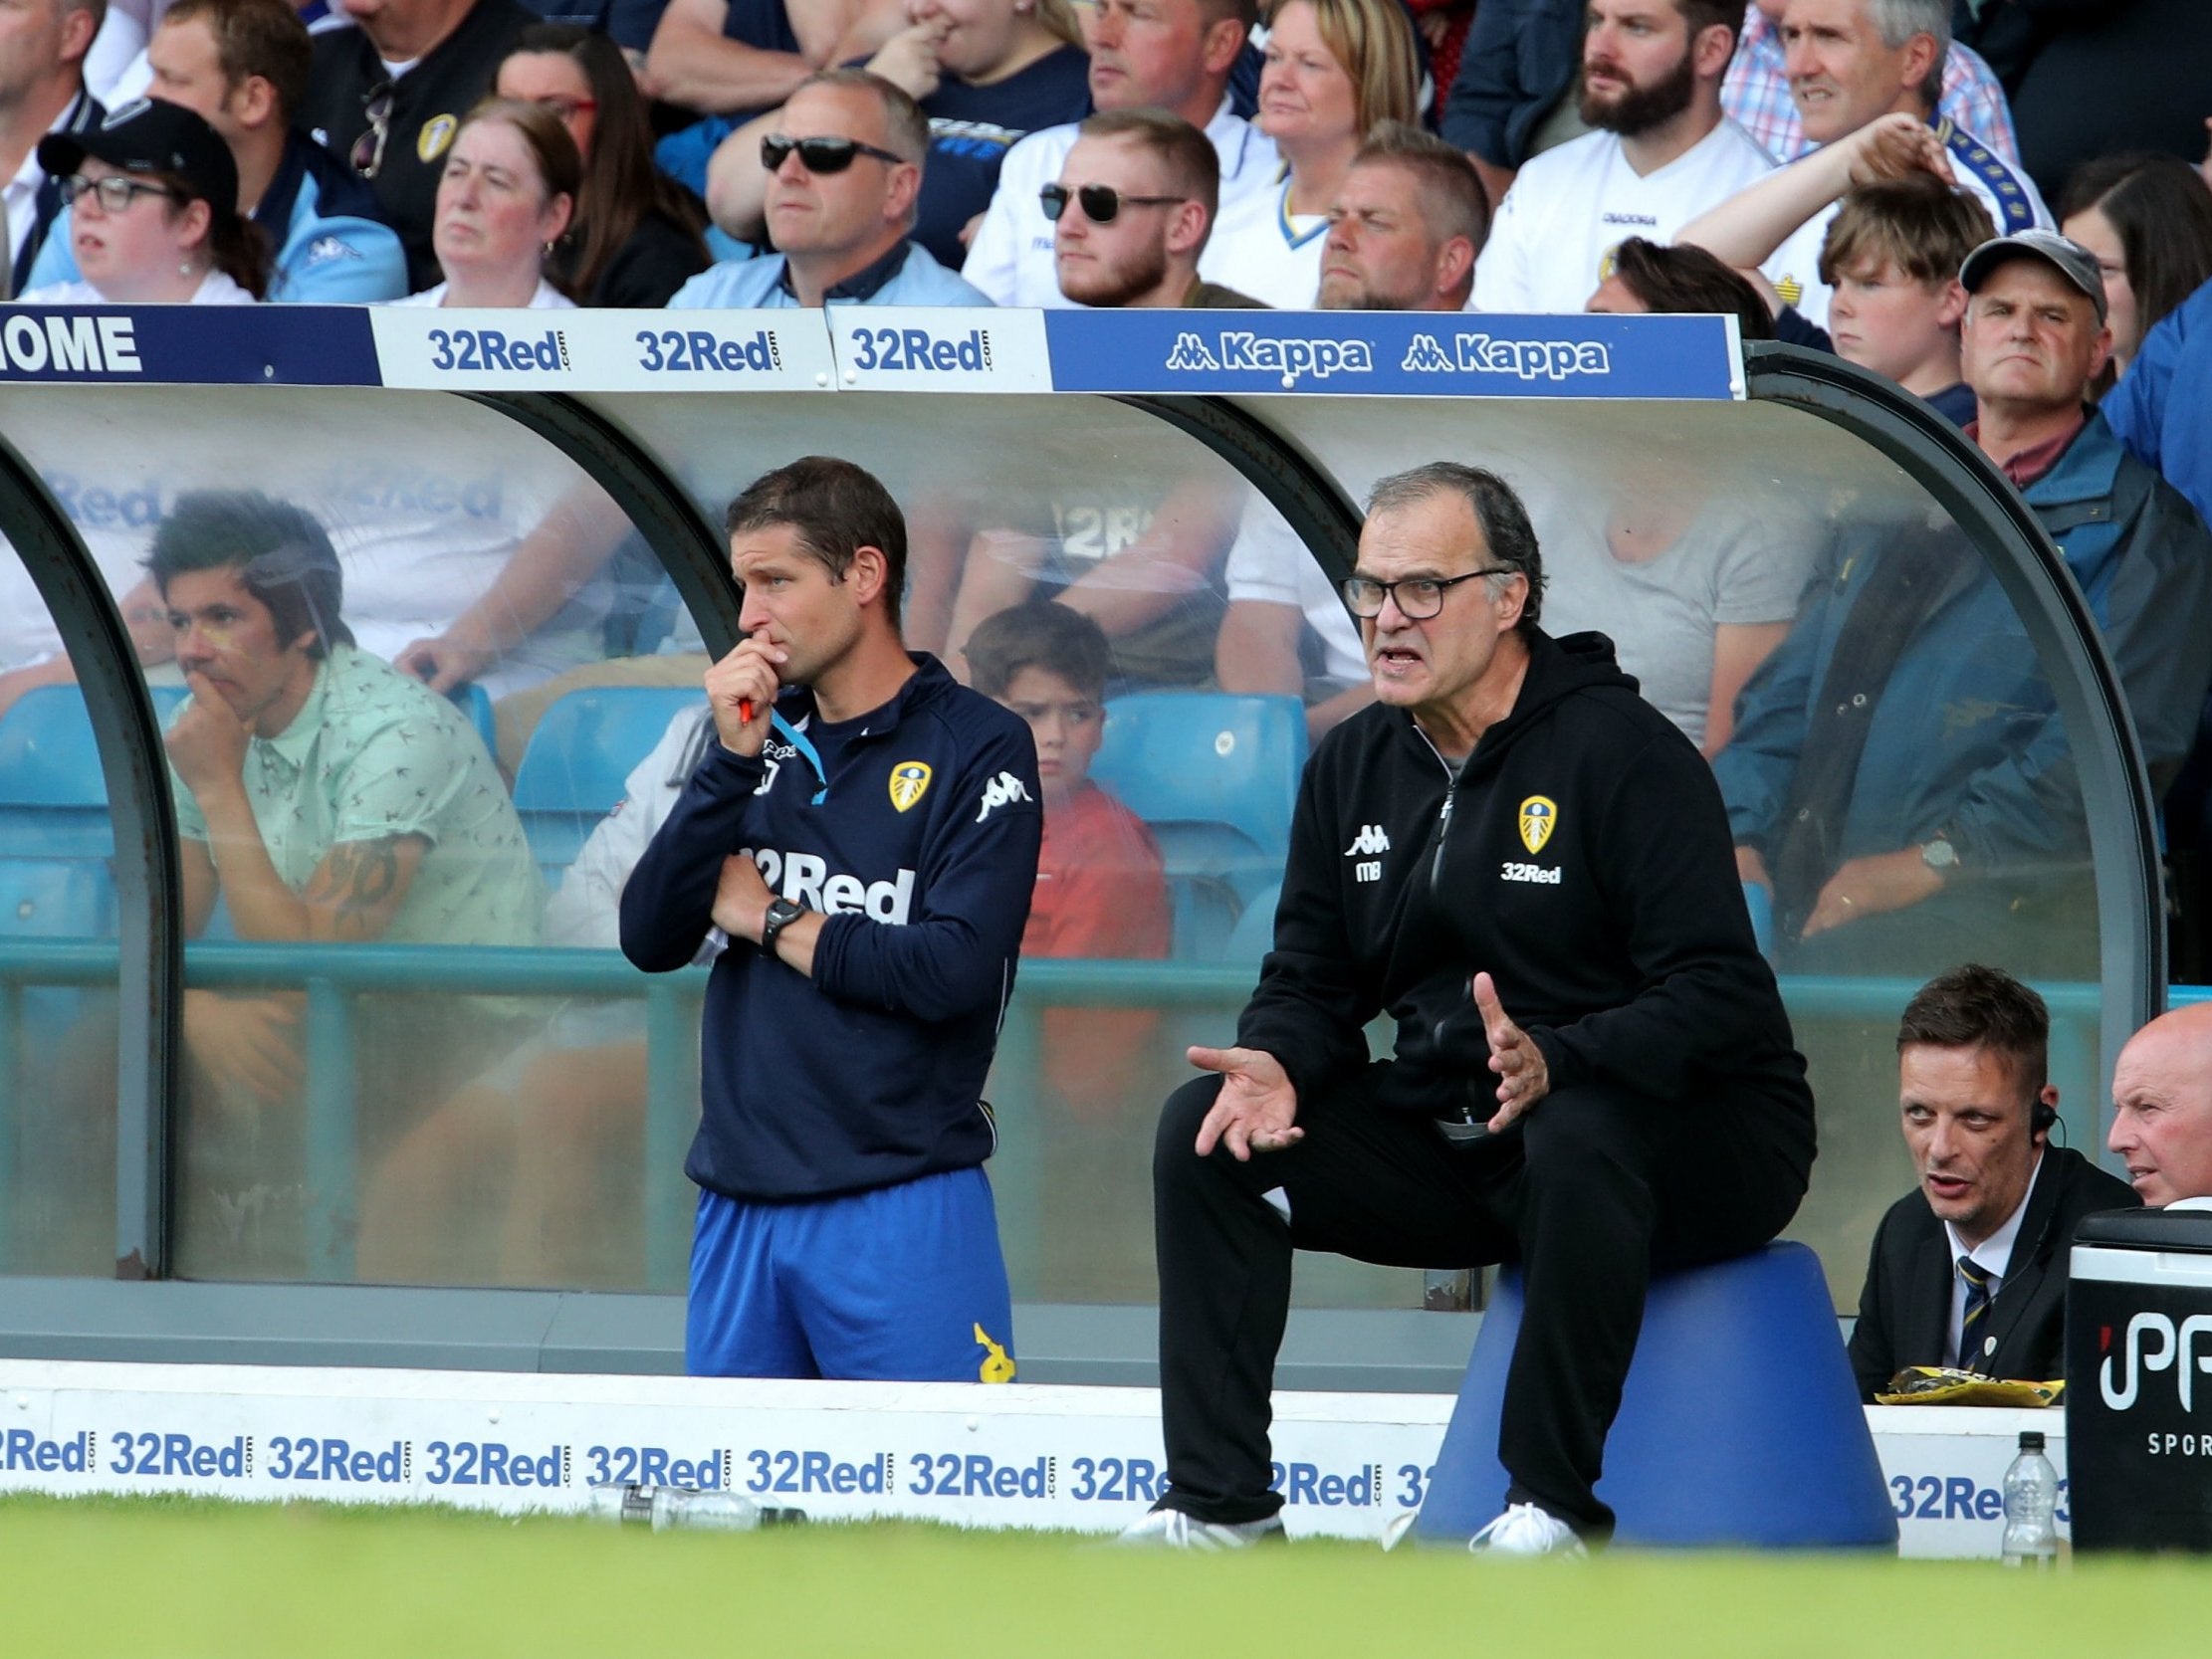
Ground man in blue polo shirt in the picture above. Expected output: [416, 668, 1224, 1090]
[669, 69, 989, 309]
[619, 456, 1040, 1382]
[26, 0, 406, 301]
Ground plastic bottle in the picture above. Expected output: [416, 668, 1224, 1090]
[1999, 1430, 2059, 1569]
[585, 1484, 805, 1532]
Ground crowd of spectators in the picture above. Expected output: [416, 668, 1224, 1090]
[10, 0, 2212, 1283]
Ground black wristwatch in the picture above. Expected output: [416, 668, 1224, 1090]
[760, 897, 806, 958]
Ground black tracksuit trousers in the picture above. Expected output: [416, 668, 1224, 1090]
[1152, 1061, 1811, 1537]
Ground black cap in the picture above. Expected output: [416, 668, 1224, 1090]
[1959, 229, 2107, 325]
[38, 98, 239, 213]
[2019, 1430, 2046, 1451]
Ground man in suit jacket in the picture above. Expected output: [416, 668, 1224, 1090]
[1850, 963, 2138, 1401]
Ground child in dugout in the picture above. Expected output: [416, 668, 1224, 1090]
[966, 600, 1172, 1117]
[968, 601, 1173, 1298]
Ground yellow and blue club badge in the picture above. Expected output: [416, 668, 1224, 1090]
[889, 761, 932, 813]
[417, 113, 458, 164]
[1519, 795, 1558, 857]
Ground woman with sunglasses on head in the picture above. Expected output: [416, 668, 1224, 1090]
[701, 0, 1088, 273]
[1203, 0, 1419, 310]
[494, 25, 712, 309]
[389, 99, 579, 310]
[19, 99, 268, 304]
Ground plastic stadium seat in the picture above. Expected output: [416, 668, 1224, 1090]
[1088, 694, 1306, 960]
[0, 687, 121, 936]
[450, 683, 498, 758]
[1412, 1242, 1897, 1550]
[513, 687, 703, 875]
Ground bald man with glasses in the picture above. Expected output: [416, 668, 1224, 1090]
[1124, 461, 1816, 1554]
[670, 68, 989, 310]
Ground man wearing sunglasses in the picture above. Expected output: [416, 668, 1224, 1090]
[1126, 461, 1815, 1553]
[670, 68, 988, 309]
[1049, 106, 1259, 310]
[301, 0, 534, 290]
[965, 0, 1272, 308]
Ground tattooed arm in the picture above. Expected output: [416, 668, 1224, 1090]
[194, 803, 429, 944]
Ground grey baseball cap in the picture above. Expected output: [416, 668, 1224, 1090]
[1959, 229, 2107, 324]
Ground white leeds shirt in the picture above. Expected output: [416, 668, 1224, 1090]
[1203, 167, 1331, 311]
[1472, 118, 1776, 313]
[962, 98, 1280, 309]
[1763, 118, 2051, 329]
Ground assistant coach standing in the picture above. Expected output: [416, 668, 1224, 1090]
[620, 457, 1042, 1384]
[1124, 463, 1817, 1553]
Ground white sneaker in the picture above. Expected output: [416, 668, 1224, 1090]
[1467, 1503, 1587, 1557]
[1116, 1508, 1286, 1550]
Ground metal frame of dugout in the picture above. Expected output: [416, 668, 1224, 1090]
[0, 305, 2165, 1389]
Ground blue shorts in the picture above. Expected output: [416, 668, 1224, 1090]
[686, 1165, 1016, 1382]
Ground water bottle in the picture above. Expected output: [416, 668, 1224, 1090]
[1999, 1430, 2059, 1569]
[586, 1484, 805, 1532]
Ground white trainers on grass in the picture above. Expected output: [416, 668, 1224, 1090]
[1466, 1503, 1587, 1557]
[1116, 1508, 1286, 1549]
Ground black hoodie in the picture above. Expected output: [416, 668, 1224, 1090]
[1237, 629, 1815, 1143]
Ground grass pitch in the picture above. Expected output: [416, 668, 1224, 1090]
[8, 1496, 2211, 1657]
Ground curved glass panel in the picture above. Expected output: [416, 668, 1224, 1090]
[1254, 392, 2125, 1305]
[0, 541, 120, 1275]
[0, 386, 687, 1288]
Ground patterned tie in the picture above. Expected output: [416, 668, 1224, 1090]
[1957, 1256, 1994, 1367]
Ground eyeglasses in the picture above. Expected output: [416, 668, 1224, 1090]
[349, 79, 395, 179]
[1039, 182, 1189, 224]
[760, 133, 907, 174]
[58, 173, 180, 212]
[1342, 568, 1515, 620]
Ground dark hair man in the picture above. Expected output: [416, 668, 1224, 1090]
[28, 0, 405, 299]
[1584, 234, 1776, 337]
[1051, 106, 1260, 309]
[1316, 121, 1486, 311]
[1124, 461, 1815, 1553]
[0, 0, 105, 293]
[1848, 964, 2136, 1402]
[150, 489, 544, 1271]
[965, 0, 1269, 308]
[670, 69, 987, 308]
[2108, 1004, 2212, 1210]
[1471, 0, 1771, 314]
[302, 0, 535, 290]
[619, 456, 1043, 1384]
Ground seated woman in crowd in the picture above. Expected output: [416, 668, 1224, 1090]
[391, 100, 580, 311]
[701, 0, 1089, 272]
[20, 100, 266, 306]
[496, 26, 713, 308]
[1205, 0, 1418, 310]
[2057, 151, 2212, 389]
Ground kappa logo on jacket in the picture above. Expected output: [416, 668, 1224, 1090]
[1344, 823, 1391, 857]
[976, 771, 1032, 823]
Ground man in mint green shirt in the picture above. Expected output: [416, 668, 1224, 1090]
[150, 490, 545, 1273]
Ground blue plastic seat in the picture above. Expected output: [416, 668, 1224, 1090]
[450, 683, 498, 758]
[0, 687, 124, 937]
[1412, 1242, 1897, 1550]
[1088, 694, 1306, 960]
[513, 688, 703, 875]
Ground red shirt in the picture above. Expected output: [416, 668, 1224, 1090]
[1968, 408, 2089, 489]
[1023, 782, 1170, 1118]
